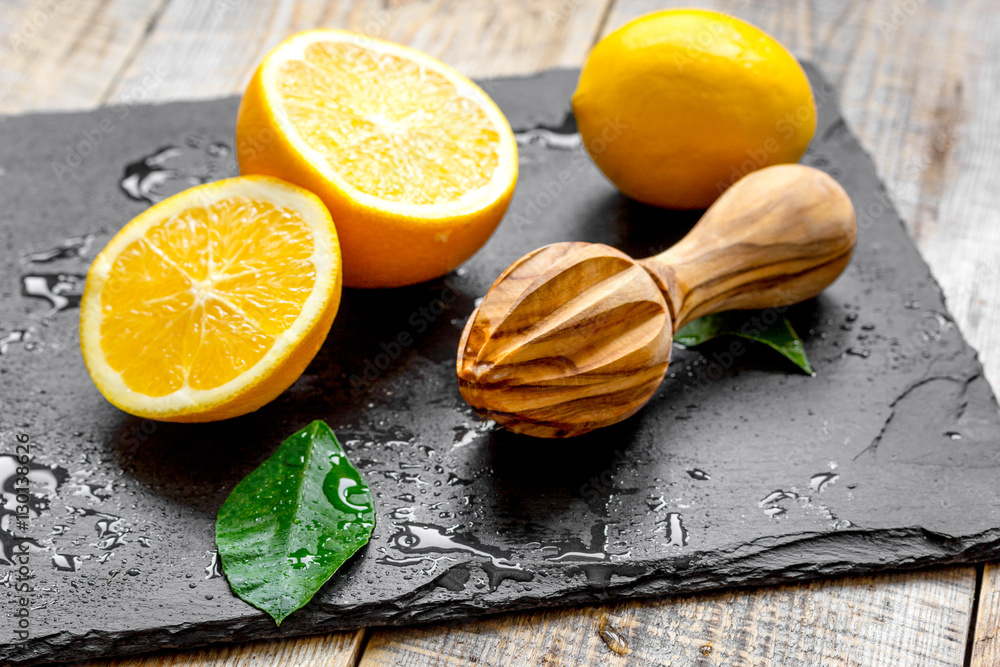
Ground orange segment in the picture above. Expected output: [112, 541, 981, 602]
[237, 30, 518, 288]
[80, 176, 342, 422]
[185, 298, 272, 391]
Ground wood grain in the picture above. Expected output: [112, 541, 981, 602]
[457, 241, 672, 438]
[104, 0, 613, 103]
[645, 164, 856, 330]
[971, 564, 1000, 666]
[0, 0, 169, 113]
[75, 629, 366, 667]
[361, 567, 975, 666]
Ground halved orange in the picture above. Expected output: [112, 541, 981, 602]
[236, 29, 518, 288]
[80, 176, 342, 422]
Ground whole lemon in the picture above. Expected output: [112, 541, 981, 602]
[572, 10, 816, 209]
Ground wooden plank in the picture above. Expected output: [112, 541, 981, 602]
[104, 0, 612, 103]
[971, 564, 1000, 666]
[361, 568, 975, 666]
[76, 629, 366, 667]
[0, 0, 170, 113]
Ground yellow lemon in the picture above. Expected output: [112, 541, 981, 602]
[237, 30, 518, 288]
[572, 9, 816, 209]
[80, 176, 342, 422]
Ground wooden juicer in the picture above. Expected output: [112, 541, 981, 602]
[456, 164, 857, 438]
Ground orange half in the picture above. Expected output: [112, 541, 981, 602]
[237, 30, 518, 288]
[80, 176, 342, 422]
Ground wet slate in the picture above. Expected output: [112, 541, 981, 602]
[1, 66, 999, 665]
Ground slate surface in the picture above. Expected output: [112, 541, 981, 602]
[1, 66, 999, 666]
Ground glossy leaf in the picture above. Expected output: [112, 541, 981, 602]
[215, 420, 375, 625]
[674, 312, 814, 375]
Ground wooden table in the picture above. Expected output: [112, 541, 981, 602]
[4, 0, 999, 664]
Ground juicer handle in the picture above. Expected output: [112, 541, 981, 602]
[639, 164, 857, 332]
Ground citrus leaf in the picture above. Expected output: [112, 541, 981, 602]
[215, 420, 375, 625]
[674, 312, 814, 375]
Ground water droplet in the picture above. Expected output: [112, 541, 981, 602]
[380, 470, 427, 485]
[758, 490, 799, 507]
[207, 141, 230, 158]
[379, 522, 530, 589]
[288, 549, 319, 570]
[126, 568, 140, 576]
[0, 329, 33, 355]
[24, 233, 94, 264]
[514, 129, 583, 151]
[646, 495, 667, 512]
[20, 273, 86, 313]
[52, 554, 80, 572]
[119, 141, 235, 204]
[204, 551, 223, 579]
[759, 489, 802, 518]
[809, 472, 840, 493]
[660, 513, 689, 547]
[446, 472, 474, 486]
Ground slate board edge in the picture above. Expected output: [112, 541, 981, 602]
[15, 525, 1000, 666]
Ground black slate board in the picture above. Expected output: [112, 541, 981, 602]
[2, 65, 999, 666]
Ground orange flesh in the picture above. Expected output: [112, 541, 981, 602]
[99, 197, 317, 396]
[277, 41, 501, 205]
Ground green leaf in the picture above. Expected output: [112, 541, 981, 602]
[674, 312, 815, 375]
[215, 420, 375, 625]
